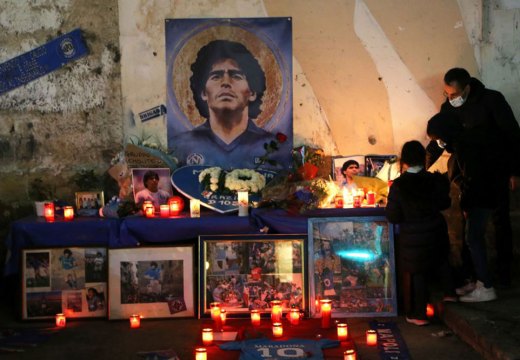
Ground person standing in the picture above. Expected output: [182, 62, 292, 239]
[386, 140, 455, 325]
[426, 68, 520, 290]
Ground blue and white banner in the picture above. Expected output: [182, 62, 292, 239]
[0, 28, 89, 95]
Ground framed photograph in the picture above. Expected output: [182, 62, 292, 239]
[108, 246, 194, 319]
[22, 247, 108, 320]
[308, 216, 397, 317]
[199, 234, 306, 317]
[131, 168, 172, 208]
[332, 155, 365, 185]
[364, 155, 397, 178]
[75, 191, 105, 216]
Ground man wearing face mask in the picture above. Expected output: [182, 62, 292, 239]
[426, 67, 520, 293]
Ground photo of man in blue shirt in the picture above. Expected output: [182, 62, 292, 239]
[171, 40, 290, 169]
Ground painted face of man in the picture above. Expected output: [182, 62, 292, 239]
[202, 58, 257, 119]
[345, 164, 359, 179]
[145, 176, 159, 192]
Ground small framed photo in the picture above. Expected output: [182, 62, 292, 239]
[131, 168, 172, 208]
[308, 216, 397, 318]
[75, 191, 105, 217]
[332, 155, 365, 185]
[22, 247, 108, 320]
[199, 234, 307, 318]
[108, 246, 194, 319]
[364, 155, 397, 178]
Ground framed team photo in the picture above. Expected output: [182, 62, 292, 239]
[21, 247, 108, 320]
[75, 191, 104, 216]
[199, 234, 306, 318]
[308, 216, 397, 318]
[108, 246, 194, 319]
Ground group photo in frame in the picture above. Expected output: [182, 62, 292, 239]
[308, 216, 397, 318]
[75, 191, 105, 217]
[199, 234, 306, 317]
[108, 246, 194, 320]
[21, 247, 108, 320]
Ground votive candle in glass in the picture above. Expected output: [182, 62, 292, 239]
[426, 303, 435, 318]
[210, 302, 222, 330]
[160, 204, 170, 218]
[55, 313, 66, 327]
[144, 203, 155, 218]
[320, 299, 332, 329]
[367, 191, 375, 205]
[272, 322, 283, 338]
[202, 328, 213, 346]
[366, 329, 377, 346]
[142, 200, 153, 212]
[63, 206, 74, 221]
[251, 309, 261, 326]
[44, 202, 55, 222]
[270, 300, 282, 323]
[220, 308, 227, 326]
[195, 347, 207, 360]
[344, 349, 357, 360]
[289, 308, 300, 325]
[337, 323, 348, 341]
[190, 199, 201, 218]
[129, 314, 140, 328]
[237, 190, 249, 217]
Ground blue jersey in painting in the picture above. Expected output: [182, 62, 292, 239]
[171, 120, 290, 170]
[219, 338, 340, 360]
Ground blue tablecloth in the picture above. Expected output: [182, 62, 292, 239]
[4, 216, 120, 276]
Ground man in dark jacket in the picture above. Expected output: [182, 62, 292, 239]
[426, 68, 520, 290]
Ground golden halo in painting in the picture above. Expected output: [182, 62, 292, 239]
[171, 24, 284, 130]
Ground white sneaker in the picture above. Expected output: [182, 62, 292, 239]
[459, 281, 497, 302]
[456, 281, 476, 296]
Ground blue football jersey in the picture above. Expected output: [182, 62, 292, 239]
[219, 338, 340, 360]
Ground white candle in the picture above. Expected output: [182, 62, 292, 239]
[190, 199, 201, 218]
[237, 190, 249, 217]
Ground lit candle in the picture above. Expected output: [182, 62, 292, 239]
[272, 322, 283, 338]
[367, 191, 375, 205]
[251, 309, 261, 326]
[202, 328, 213, 346]
[168, 196, 184, 216]
[195, 347, 207, 360]
[334, 195, 344, 208]
[237, 190, 249, 217]
[142, 200, 153, 212]
[160, 204, 170, 218]
[289, 308, 300, 325]
[44, 202, 55, 222]
[270, 300, 282, 323]
[210, 302, 222, 330]
[129, 314, 140, 328]
[63, 206, 74, 221]
[55, 313, 66, 327]
[344, 349, 357, 360]
[366, 329, 377, 346]
[320, 299, 332, 329]
[337, 323, 348, 341]
[190, 199, 201, 218]
[426, 303, 435, 318]
[144, 204, 155, 218]
[220, 308, 227, 326]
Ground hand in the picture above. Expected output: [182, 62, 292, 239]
[510, 176, 520, 191]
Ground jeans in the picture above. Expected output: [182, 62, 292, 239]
[465, 208, 493, 288]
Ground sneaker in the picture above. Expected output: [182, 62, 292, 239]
[456, 281, 476, 296]
[406, 317, 430, 326]
[459, 281, 497, 302]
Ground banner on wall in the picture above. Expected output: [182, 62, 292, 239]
[165, 18, 293, 171]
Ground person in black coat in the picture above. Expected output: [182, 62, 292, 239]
[426, 68, 520, 288]
[386, 140, 455, 325]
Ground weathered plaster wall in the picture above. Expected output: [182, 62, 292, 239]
[0, 0, 122, 205]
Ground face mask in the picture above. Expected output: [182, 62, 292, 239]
[449, 95, 465, 107]
[436, 139, 447, 149]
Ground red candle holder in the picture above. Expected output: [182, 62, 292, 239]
[270, 300, 282, 323]
[344, 349, 357, 360]
[159, 204, 170, 218]
[55, 313, 66, 327]
[337, 323, 348, 341]
[251, 309, 261, 326]
[202, 328, 213, 346]
[289, 308, 300, 325]
[144, 204, 155, 218]
[366, 329, 377, 346]
[320, 299, 332, 329]
[272, 322, 283, 338]
[63, 206, 74, 221]
[195, 347, 207, 360]
[44, 202, 55, 222]
[129, 314, 141, 328]
[168, 196, 184, 216]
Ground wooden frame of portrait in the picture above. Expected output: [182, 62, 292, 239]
[199, 234, 307, 318]
[21, 246, 108, 320]
[331, 155, 365, 184]
[108, 246, 194, 320]
[308, 216, 397, 318]
[75, 190, 105, 217]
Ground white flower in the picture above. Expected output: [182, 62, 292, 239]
[224, 169, 266, 193]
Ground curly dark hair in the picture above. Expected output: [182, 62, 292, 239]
[142, 170, 159, 189]
[190, 40, 266, 120]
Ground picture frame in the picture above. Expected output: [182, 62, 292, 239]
[308, 216, 397, 317]
[22, 247, 108, 320]
[108, 246, 194, 319]
[199, 234, 306, 318]
[75, 190, 105, 217]
[332, 155, 365, 185]
[131, 168, 172, 207]
[364, 154, 397, 178]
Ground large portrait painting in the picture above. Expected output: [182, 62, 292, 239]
[308, 217, 397, 318]
[165, 18, 293, 171]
